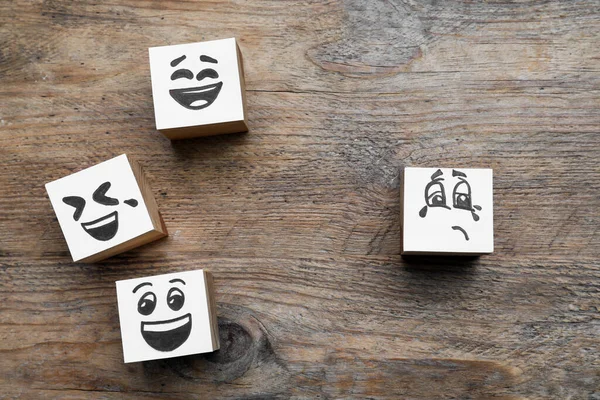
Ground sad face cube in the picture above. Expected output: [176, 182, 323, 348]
[149, 37, 248, 139]
[401, 167, 494, 255]
[45, 154, 167, 262]
[116, 270, 219, 363]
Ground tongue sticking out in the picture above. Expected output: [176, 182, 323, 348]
[190, 99, 209, 107]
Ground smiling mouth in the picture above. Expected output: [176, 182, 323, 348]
[81, 211, 118, 241]
[451, 226, 470, 241]
[169, 82, 223, 110]
[141, 313, 192, 352]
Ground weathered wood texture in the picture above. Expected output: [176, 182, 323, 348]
[1, 0, 599, 398]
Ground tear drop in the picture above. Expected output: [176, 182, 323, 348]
[472, 211, 480, 221]
[419, 206, 428, 218]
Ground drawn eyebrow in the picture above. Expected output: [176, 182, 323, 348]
[170, 55, 186, 67]
[430, 169, 443, 180]
[133, 282, 152, 293]
[169, 278, 186, 285]
[452, 169, 467, 178]
[200, 55, 218, 64]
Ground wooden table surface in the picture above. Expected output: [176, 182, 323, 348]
[1, 1, 599, 398]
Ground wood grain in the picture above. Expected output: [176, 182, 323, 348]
[1, 0, 599, 398]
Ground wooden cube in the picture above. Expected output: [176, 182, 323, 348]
[116, 269, 219, 363]
[149, 37, 248, 140]
[401, 167, 494, 255]
[45, 154, 167, 262]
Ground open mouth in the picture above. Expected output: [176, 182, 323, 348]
[451, 226, 469, 241]
[141, 313, 192, 352]
[81, 211, 118, 241]
[169, 82, 223, 110]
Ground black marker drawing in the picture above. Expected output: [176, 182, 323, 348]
[419, 169, 482, 241]
[93, 181, 119, 206]
[62, 196, 85, 221]
[136, 290, 156, 316]
[167, 287, 185, 311]
[451, 226, 470, 241]
[196, 68, 219, 81]
[451, 169, 481, 221]
[170, 55, 186, 67]
[124, 199, 138, 207]
[200, 55, 218, 64]
[81, 211, 119, 241]
[168, 54, 223, 110]
[419, 169, 450, 218]
[170, 69, 194, 80]
[141, 313, 192, 352]
[134, 279, 191, 352]
[62, 181, 138, 242]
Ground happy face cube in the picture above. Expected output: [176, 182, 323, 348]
[116, 270, 219, 363]
[149, 37, 248, 140]
[401, 167, 494, 255]
[45, 154, 167, 262]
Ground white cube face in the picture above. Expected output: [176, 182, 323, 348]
[45, 155, 155, 262]
[116, 270, 217, 363]
[402, 167, 494, 255]
[149, 38, 244, 131]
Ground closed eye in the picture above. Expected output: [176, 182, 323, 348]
[62, 196, 86, 221]
[170, 69, 194, 80]
[196, 68, 219, 81]
[93, 182, 119, 206]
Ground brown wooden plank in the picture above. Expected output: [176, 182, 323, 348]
[0, 0, 599, 398]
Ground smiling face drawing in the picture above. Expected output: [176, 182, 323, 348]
[116, 269, 219, 363]
[149, 39, 247, 136]
[133, 278, 192, 352]
[62, 181, 138, 241]
[168, 54, 223, 110]
[418, 169, 482, 241]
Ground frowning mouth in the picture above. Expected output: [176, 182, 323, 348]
[451, 225, 469, 241]
[81, 211, 118, 241]
[169, 82, 223, 110]
[141, 313, 192, 352]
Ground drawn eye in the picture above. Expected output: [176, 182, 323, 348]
[93, 182, 119, 206]
[170, 69, 194, 80]
[425, 181, 447, 208]
[453, 180, 472, 210]
[196, 68, 219, 81]
[137, 292, 156, 316]
[62, 196, 86, 221]
[167, 288, 185, 311]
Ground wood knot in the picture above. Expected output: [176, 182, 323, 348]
[143, 305, 288, 386]
[204, 318, 255, 365]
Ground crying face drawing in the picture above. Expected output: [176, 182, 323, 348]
[62, 182, 139, 241]
[168, 54, 222, 110]
[418, 169, 482, 241]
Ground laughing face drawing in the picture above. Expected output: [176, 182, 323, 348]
[133, 278, 191, 352]
[168, 54, 222, 110]
[418, 169, 482, 241]
[62, 181, 138, 241]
